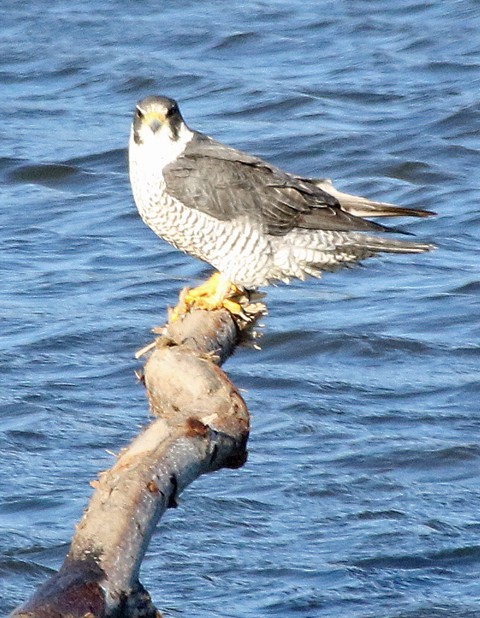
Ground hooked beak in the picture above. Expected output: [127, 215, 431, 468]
[143, 111, 165, 133]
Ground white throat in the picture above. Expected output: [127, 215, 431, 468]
[129, 121, 194, 173]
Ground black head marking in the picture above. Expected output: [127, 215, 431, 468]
[132, 95, 185, 142]
[132, 105, 145, 144]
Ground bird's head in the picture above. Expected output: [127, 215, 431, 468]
[131, 95, 185, 146]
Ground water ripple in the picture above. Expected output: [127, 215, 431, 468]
[1, 1, 479, 616]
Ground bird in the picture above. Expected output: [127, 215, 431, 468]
[128, 95, 434, 316]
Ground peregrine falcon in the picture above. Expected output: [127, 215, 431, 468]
[129, 95, 433, 312]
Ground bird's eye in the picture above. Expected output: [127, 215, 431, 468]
[135, 107, 144, 119]
[165, 105, 176, 118]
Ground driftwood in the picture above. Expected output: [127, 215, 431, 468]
[11, 297, 265, 618]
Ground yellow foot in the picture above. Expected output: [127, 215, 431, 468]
[169, 273, 246, 322]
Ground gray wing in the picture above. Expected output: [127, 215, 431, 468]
[163, 133, 389, 236]
[310, 178, 435, 219]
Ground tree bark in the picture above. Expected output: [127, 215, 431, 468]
[11, 301, 264, 618]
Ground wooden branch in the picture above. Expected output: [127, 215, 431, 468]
[11, 300, 265, 618]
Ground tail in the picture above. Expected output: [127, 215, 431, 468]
[351, 234, 434, 254]
[272, 230, 434, 282]
[312, 178, 436, 219]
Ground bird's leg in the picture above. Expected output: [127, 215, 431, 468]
[184, 272, 244, 313]
[185, 272, 227, 304]
[170, 272, 246, 321]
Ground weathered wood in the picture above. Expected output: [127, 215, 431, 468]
[11, 301, 264, 618]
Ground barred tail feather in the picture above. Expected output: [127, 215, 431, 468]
[354, 235, 435, 254]
[273, 231, 434, 281]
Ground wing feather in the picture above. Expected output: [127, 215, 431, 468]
[163, 133, 410, 236]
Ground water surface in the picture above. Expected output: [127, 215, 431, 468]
[1, 2, 479, 616]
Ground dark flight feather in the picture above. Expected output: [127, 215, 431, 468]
[163, 133, 432, 238]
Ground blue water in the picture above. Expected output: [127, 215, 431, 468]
[1, 1, 480, 616]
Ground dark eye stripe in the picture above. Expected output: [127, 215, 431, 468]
[165, 104, 178, 119]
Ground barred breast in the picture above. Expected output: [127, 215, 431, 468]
[129, 156, 274, 288]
